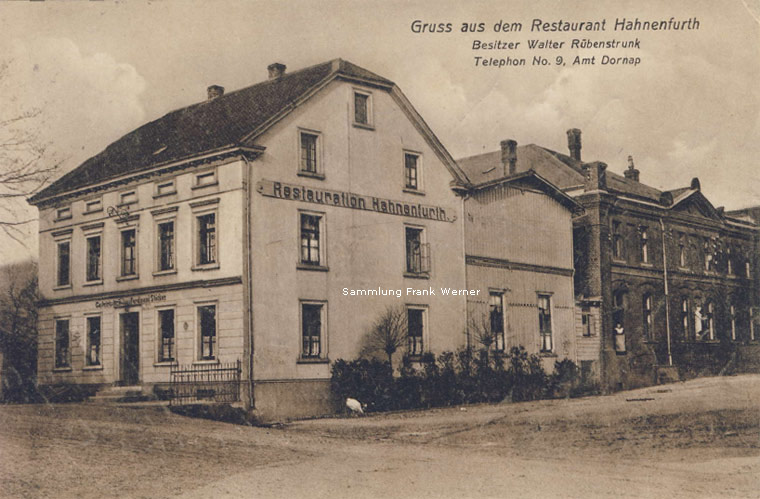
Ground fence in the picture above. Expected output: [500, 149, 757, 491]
[169, 360, 241, 406]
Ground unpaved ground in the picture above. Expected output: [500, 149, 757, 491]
[1, 375, 758, 499]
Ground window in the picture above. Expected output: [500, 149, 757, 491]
[746, 261, 752, 279]
[197, 213, 217, 265]
[405, 226, 429, 275]
[155, 180, 176, 197]
[158, 309, 175, 363]
[706, 302, 715, 340]
[730, 305, 737, 341]
[86, 316, 101, 366]
[56, 241, 71, 287]
[198, 305, 217, 361]
[643, 293, 653, 340]
[696, 301, 714, 341]
[581, 307, 594, 337]
[54, 319, 70, 369]
[86, 235, 102, 282]
[680, 297, 690, 339]
[354, 91, 371, 126]
[751, 307, 757, 341]
[299, 132, 319, 175]
[119, 191, 137, 206]
[407, 307, 425, 356]
[84, 198, 102, 213]
[300, 213, 323, 266]
[727, 247, 734, 275]
[489, 292, 506, 351]
[194, 170, 217, 188]
[640, 227, 649, 263]
[301, 303, 323, 358]
[704, 239, 713, 271]
[678, 233, 687, 267]
[56, 207, 71, 220]
[612, 221, 623, 260]
[404, 152, 420, 190]
[538, 294, 553, 353]
[157, 221, 175, 271]
[121, 229, 137, 276]
[612, 291, 626, 332]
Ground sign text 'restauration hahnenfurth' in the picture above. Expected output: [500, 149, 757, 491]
[256, 180, 456, 222]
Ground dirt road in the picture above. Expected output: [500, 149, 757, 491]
[1, 375, 758, 498]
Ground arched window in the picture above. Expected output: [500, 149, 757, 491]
[680, 297, 690, 339]
[643, 293, 653, 341]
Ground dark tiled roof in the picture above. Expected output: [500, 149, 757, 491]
[31, 59, 394, 203]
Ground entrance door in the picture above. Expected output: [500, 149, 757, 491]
[120, 312, 140, 385]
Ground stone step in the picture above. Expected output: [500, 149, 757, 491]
[89, 385, 156, 404]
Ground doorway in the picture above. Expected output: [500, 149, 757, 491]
[120, 312, 140, 385]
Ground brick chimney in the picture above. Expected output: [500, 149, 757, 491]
[500, 139, 517, 175]
[268, 62, 286, 79]
[567, 128, 582, 161]
[583, 161, 607, 192]
[624, 155, 640, 182]
[207, 85, 225, 100]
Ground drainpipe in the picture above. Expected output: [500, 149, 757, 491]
[659, 218, 673, 366]
[242, 154, 255, 408]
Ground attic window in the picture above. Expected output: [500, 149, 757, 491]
[119, 190, 138, 206]
[155, 179, 177, 197]
[56, 207, 71, 221]
[193, 169, 218, 189]
[84, 198, 102, 214]
[153, 145, 168, 156]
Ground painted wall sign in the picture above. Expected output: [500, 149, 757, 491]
[95, 294, 167, 309]
[256, 180, 456, 222]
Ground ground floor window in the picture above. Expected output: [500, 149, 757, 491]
[538, 294, 552, 353]
[407, 306, 425, 356]
[198, 305, 216, 360]
[86, 316, 101, 366]
[489, 291, 505, 352]
[301, 302, 324, 358]
[55, 319, 70, 368]
[158, 309, 175, 362]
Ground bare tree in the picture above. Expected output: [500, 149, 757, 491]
[360, 304, 408, 365]
[0, 60, 61, 245]
[468, 311, 497, 351]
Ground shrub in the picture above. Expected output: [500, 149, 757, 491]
[330, 358, 394, 412]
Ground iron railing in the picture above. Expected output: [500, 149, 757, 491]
[169, 360, 241, 406]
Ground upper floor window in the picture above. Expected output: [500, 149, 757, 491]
[85, 235, 102, 282]
[198, 304, 217, 361]
[55, 206, 71, 221]
[86, 316, 101, 366]
[194, 169, 217, 189]
[301, 302, 324, 359]
[119, 190, 137, 206]
[407, 306, 425, 357]
[489, 291, 506, 352]
[84, 198, 102, 214]
[643, 293, 653, 340]
[704, 239, 713, 272]
[404, 152, 420, 191]
[538, 294, 553, 353]
[299, 131, 322, 177]
[678, 233, 687, 267]
[405, 226, 429, 275]
[299, 213, 324, 267]
[727, 247, 734, 275]
[197, 213, 217, 266]
[353, 91, 372, 127]
[640, 227, 649, 263]
[56, 240, 71, 287]
[612, 221, 623, 260]
[121, 229, 137, 277]
[157, 221, 175, 271]
[54, 319, 70, 369]
[155, 179, 176, 197]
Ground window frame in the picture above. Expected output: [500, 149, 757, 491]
[403, 150, 423, 193]
[640, 227, 649, 264]
[196, 302, 218, 363]
[678, 232, 688, 268]
[581, 306, 594, 337]
[297, 210, 327, 271]
[154, 215, 177, 275]
[297, 128, 324, 179]
[154, 178, 177, 198]
[404, 224, 430, 277]
[84, 315, 102, 368]
[119, 227, 138, 279]
[55, 206, 72, 221]
[352, 89, 373, 129]
[84, 231, 103, 285]
[83, 197, 103, 214]
[190, 202, 220, 270]
[612, 221, 624, 260]
[642, 293, 653, 341]
[730, 304, 737, 341]
[489, 290, 506, 352]
[406, 305, 427, 358]
[118, 190, 138, 207]
[537, 293, 553, 353]
[54, 318, 71, 370]
[299, 300, 328, 361]
[156, 307, 176, 364]
[55, 237, 72, 289]
[192, 168, 218, 190]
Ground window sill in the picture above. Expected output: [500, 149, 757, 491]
[53, 284, 73, 291]
[83, 210, 103, 215]
[192, 263, 220, 272]
[193, 359, 219, 366]
[677, 266, 691, 272]
[352, 122, 375, 131]
[117, 202, 137, 209]
[83, 280, 104, 287]
[297, 263, 329, 272]
[297, 357, 329, 364]
[297, 171, 326, 180]
[53, 367, 72, 372]
[83, 365, 103, 371]
[116, 274, 139, 282]
[640, 262, 654, 268]
[153, 269, 178, 277]
[55, 216, 72, 223]
[404, 272, 430, 280]
[154, 362, 176, 367]
[612, 258, 627, 264]
[403, 188, 425, 196]
[191, 182, 219, 190]
[539, 352, 558, 358]
[153, 191, 178, 199]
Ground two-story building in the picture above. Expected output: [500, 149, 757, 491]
[29, 59, 472, 420]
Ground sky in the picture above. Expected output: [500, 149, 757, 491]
[0, 0, 758, 261]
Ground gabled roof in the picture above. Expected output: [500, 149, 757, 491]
[31, 59, 465, 204]
[469, 169, 583, 213]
